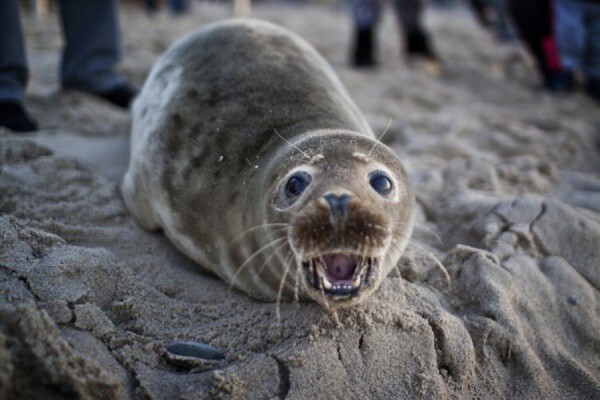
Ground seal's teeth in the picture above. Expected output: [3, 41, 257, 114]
[304, 253, 379, 295]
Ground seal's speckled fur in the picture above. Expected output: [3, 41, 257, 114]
[122, 19, 414, 306]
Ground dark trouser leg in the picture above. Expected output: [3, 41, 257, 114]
[57, 0, 127, 94]
[583, 1, 600, 99]
[470, 0, 492, 27]
[583, 3, 600, 79]
[393, 0, 437, 59]
[143, 0, 159, 12]
[353, 26, 377, 67]
[494, 0, 516, 40]
[168, 0, 189, 14]
[350, 0, 381, 67]
[509, 0, 570, 89]
[0, 0, 37, 132]
[555, 0, 584, 72]
[0, 0, 28, 102]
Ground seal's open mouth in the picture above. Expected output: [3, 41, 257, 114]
[301, 254, 376, 299]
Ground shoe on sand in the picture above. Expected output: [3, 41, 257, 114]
[96, 83, 138, 109]
[352, 27, 377, 68]
[0, 101, 38, 132]
[63, 82, 138, 109]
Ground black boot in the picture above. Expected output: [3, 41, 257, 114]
[469, 0, 492, 27]
[63, 82, 138, 109]
[352, 27, 376, 68]
[96, 83, 138, 109]
[405, 29, 437, 60]
[544, 69, 575, 93]
[0, 101, 38, 132]
[586, 79, 600, 101]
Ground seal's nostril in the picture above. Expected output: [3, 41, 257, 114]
[324, 193, 353, 220]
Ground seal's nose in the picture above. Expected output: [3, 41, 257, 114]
[324, 193, 353, 221]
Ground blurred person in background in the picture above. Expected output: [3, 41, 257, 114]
[553, 0, 600, 100]
[469, 0, 516, 41]
[350, 0, 440, 73]
[0, 0, 137, 133]
[509, 0, 573, 92]
[143, 0, 189, 15]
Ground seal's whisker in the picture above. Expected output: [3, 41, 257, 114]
[313, 258, 336, 316]
[330, 308, 341, 326]
[274, 128, 310, 160]
[355, 238, 370, 283]
[391, 236, 451, 287]
[230, 236, 288, 288]
[232, 223, 290, 243]
[318, 283, 333, 313]
[386, 238, 406, 279]
[390, 240, 404, 279]
[362, 238, 369, 260]
[256, 240, 290, 275]
[294, 265, 301, 305]
[364, 236, 386, 280]
[366, 116, 394, 158]
[275, 251, 294, 322]
[414, 224, 444, 244]
[293, 250, 304, 304]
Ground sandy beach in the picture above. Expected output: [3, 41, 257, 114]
[1, 2, 599, 399]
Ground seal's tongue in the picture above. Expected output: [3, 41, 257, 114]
[323, 254, 357, 282]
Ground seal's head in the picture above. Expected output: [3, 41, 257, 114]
[264, 130, 414, 308]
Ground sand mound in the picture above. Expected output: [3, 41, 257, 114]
[1, 3, 598, 399]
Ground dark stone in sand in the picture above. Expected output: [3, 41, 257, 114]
[166, 341, 225, 360]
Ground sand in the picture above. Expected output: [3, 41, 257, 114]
[1, 2, 599, 399]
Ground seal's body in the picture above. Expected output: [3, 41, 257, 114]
[123, 19, 414, 307]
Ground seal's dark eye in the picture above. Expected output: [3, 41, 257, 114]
[285, 172, 311, 198]
[370, 172, 393, 196]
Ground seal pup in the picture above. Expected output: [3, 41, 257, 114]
[122, 19, 414, 308]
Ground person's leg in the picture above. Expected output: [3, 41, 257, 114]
[57, 0, 136, 108]
[582, 1, 600, 99]
[350, 0, 381, 67]
[509, 0, 570, 89]
[0, 0, 27, 103]
[0, 0, 37, 131]
[470, 0, 493, 27]
[493, 0, 516, 41]
[554, 0, 584, 73]
[393, 0, 437, 60]
[143, 0, 159, 13]
[168, 0, 188, 15]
